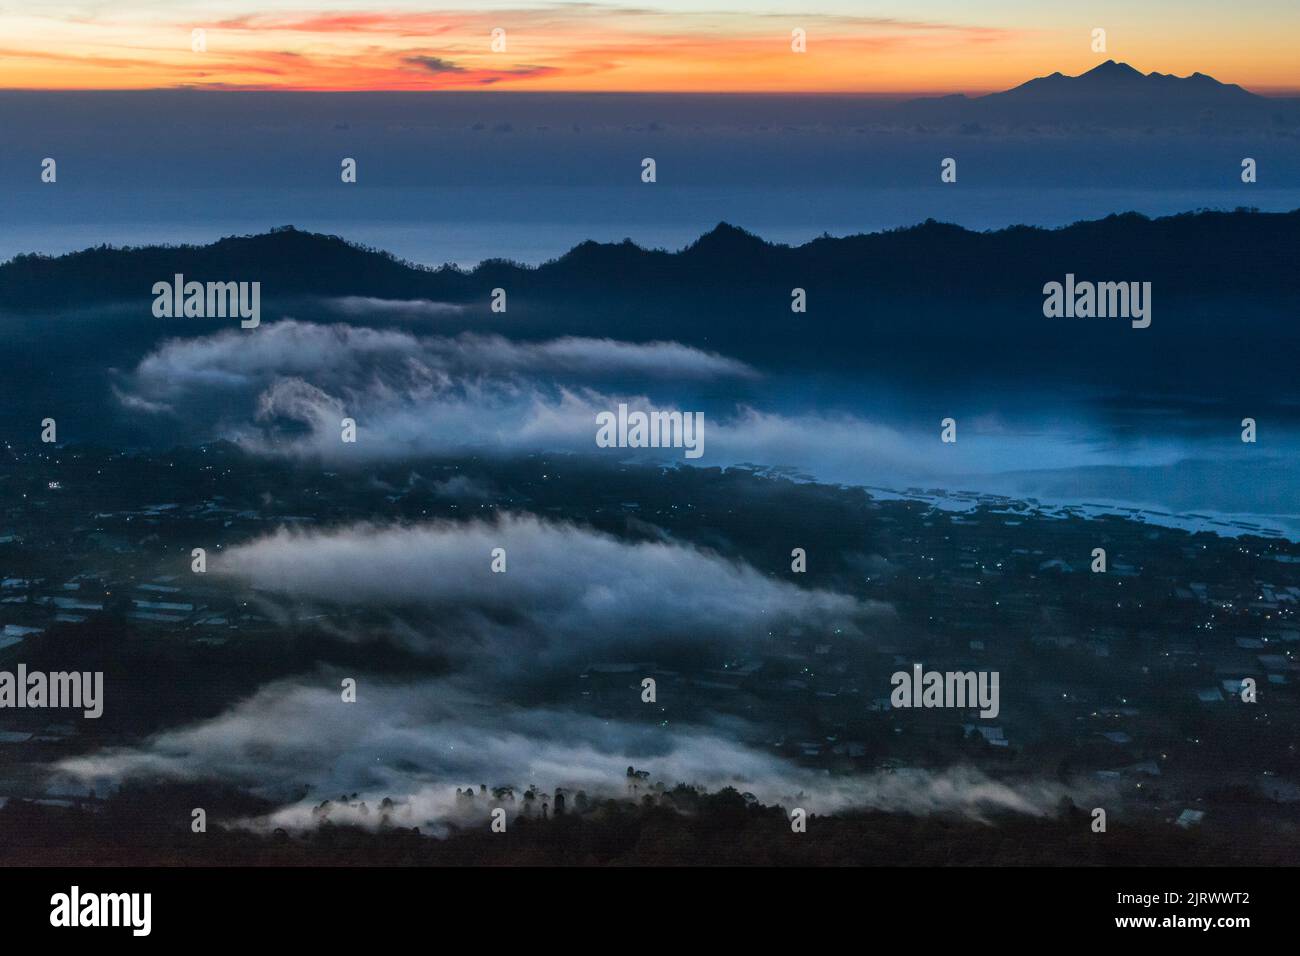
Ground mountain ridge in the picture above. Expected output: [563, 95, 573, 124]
[3, 208, 1298, 312]
[2, 208, 1298, 419]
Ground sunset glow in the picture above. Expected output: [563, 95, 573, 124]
[1, 1, 1297, 94]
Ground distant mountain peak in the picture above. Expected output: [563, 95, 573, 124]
[1081, 59, 1144, 79]
[685, 222, 767, 254]
[997, 60, 1254, 99]
[892, 59, 1287, 130]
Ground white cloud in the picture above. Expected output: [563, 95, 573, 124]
[53, 674, 1088, 834]
[115, 318, 1115, 486]
[323, 297, 466, 321]
[214, 513, 884, 669]
[124, 320, 754, 405]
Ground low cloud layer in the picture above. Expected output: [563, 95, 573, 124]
[214, 512, 884, 671]
[117, 319, 773, 459]
[113, 319, 971, 481]
[125, 319, 754, 401]
[322, 297, 467, 320]
[53, 674, 1087, 834]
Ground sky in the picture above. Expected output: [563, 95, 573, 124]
[0, 0, 1297, 94]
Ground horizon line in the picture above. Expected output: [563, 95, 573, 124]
[4, 84, 1299, 98]
[3, 61, 1297, 98]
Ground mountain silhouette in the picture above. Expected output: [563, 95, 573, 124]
[4, 208, 1299, 401]
[999, 60, 1255, 100]
[5, 211, 1296, 312]
[896, 61, 1296, 128]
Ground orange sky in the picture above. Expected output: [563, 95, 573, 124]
[1, 2, 1297, 94]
